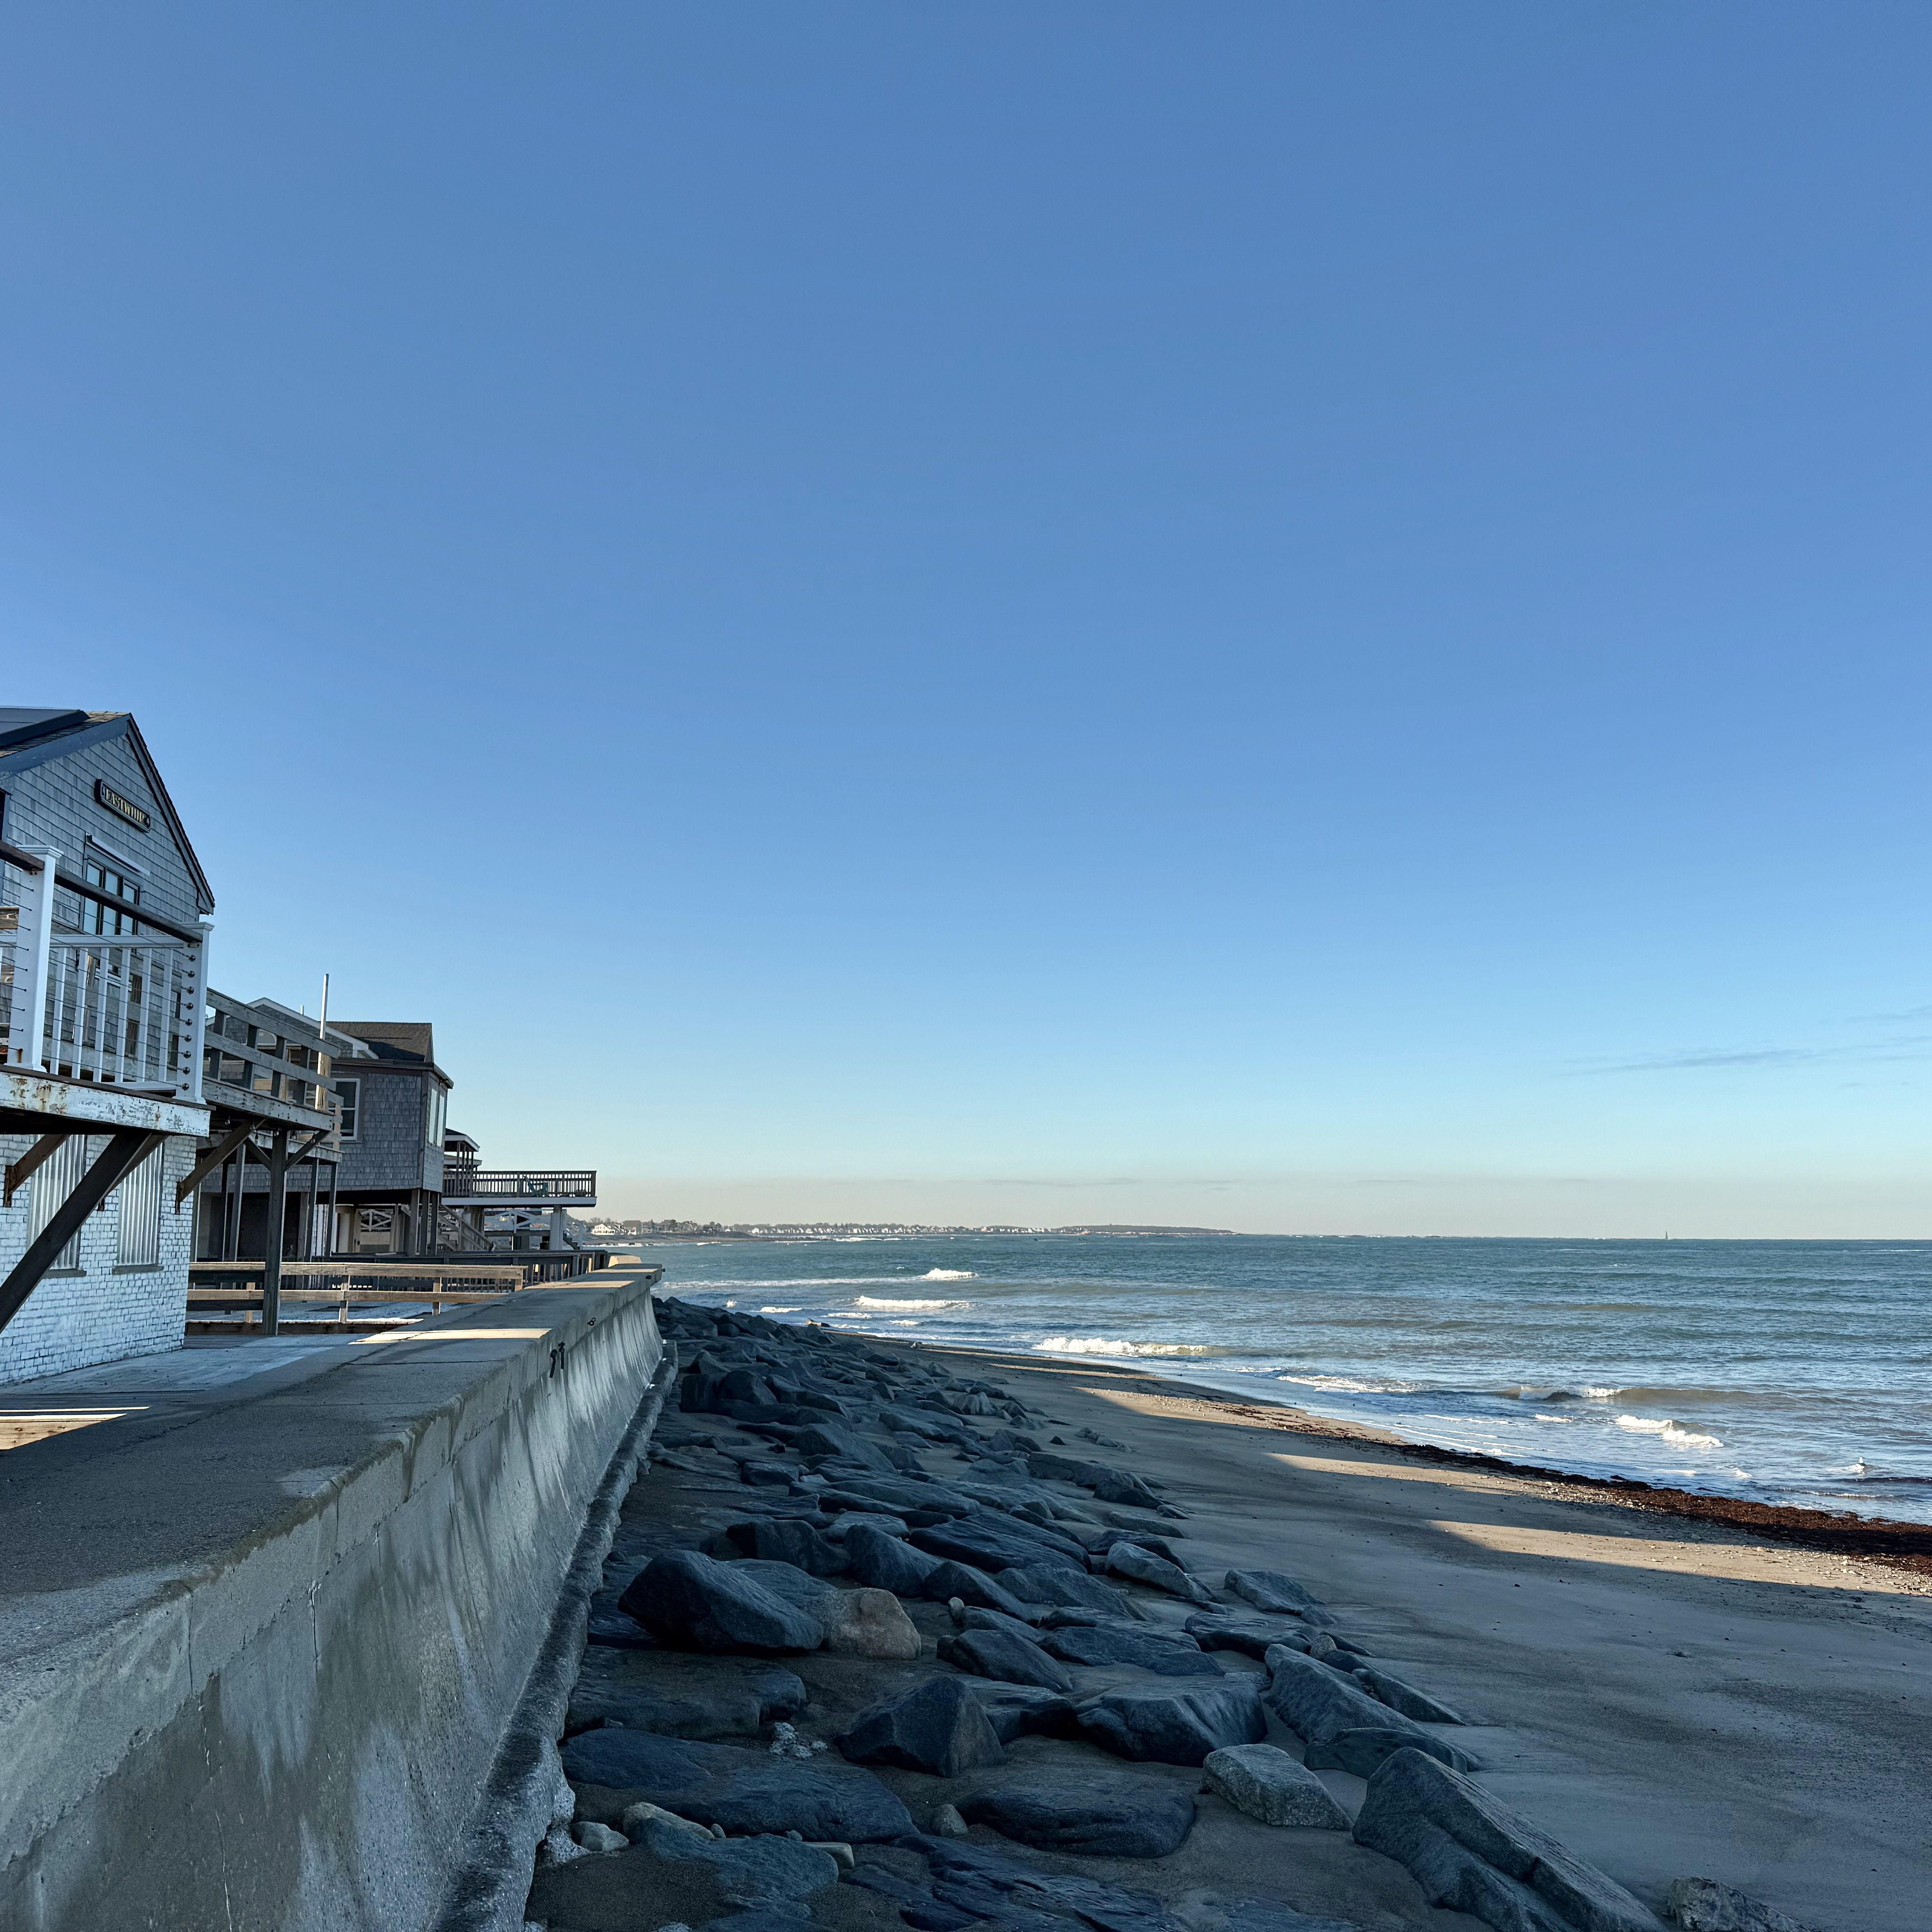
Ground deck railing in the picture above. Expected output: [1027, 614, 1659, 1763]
[1, 929, 204, 1090]
[0, 846, 208, 1095]
[441, 1169, 597, 1200]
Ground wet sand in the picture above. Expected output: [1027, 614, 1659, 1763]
[887, 1333, 1932, 1932]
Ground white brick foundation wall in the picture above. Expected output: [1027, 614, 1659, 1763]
[0, 1133, 198, 1386]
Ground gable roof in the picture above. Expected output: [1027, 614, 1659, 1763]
[0, 708, 91, 752]
[331, 1022, 451, 1086]
[0, 710, 215, 911]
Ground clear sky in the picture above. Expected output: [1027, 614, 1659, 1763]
[5, 5, 1930, 1235]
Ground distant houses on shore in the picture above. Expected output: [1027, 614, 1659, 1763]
[586, 1218, 1235, 1239]
[0, 706, 598, 1384]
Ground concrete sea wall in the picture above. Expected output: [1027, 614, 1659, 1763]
[0, 1273, 663, 1931]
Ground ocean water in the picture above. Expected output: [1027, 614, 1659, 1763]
[639, 1233, 1932, 1525]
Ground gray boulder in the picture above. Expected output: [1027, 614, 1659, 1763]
[959, 1606, 1047, 1645]
[728, 1560, 921, 1659]
[938, 1626, 1076, 1692]
[1354, 1665, 1465, 1726]
[1201, 1744, 1351, 1830]
[1108, 1530, 1186, 1565]
[1662, 1877, 1825, 1932]
[1105, 1541, 1217, 1605]
[957, 1771, 1198, 1857]
[1354, 1748, 1664, 1932]
[836, 1675, 1007, 1777]
[719, 1518, 850, 1576]
[1028, 1449, 1107, 1486]
[842, 1522, 943, 1594]
[1186, 1613, 1315, 1660]
[1090, 1467, 1165, 1509]
[620, 1551, 825, 1655]
[998, 1563, 1139, 1616]
[957, 1680, 1082, 1743]
[910, 1516, 1090, 1573]
[1264, 1650, 1474, 1771]
[792, 1422, 896, 1468]
[1041, 1624, 1225, 1678]
[920, 1559, 1041, 1621]
[571, 1651, 810, 1739]
[634, 1817, 840, 1906]
[560, 1729, 915, 1843]
[1076, 1681, 1267, 1766]
[823, 1510, 910, 1542]
[1225, 1569, 1334, 1627]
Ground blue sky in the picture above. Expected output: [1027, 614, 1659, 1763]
[5, 5, 1930, 1233]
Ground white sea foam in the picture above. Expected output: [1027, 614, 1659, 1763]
[921, 1269, 976, 1280]
[1034, 1336, 1213, 1358]
[853, 1295, 971, 1311]
[759, 1306, 801, 1314]
[1616, 1415, 1724, 1448]
[1275, 1371, 1419, 1394]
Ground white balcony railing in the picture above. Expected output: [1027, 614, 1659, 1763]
[0, 845, 209, 1097]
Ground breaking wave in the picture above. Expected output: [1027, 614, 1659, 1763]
[921, 1269, 976, 1280]
[1033, 1335, 1216, 1358]
[1616, 1415, 1725, 1448]
[853, 1295, 972, 1311]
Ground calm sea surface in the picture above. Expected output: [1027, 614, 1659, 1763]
[640, 1233, 1932, 1525]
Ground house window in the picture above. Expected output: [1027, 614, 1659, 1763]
[334, 1078, 359, 1139]
[425, 1081, 446, 1150]
[29, 1135, 91, 1270]
[116, 1145, 164, 1267]
[82, 861, 141, 937]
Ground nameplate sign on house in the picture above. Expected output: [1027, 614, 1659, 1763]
[96, 780, 151, 831]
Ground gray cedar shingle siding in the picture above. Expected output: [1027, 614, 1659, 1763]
[334, 1067, 446, 1192]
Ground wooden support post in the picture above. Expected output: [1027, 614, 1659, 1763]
[4, 1131, 71, 1209]
[0, 1130, 166, 1339]
[175, 1118, 257, 1212]
[262, 1127, 289, 1337]
[221, 1146, 246, 1260]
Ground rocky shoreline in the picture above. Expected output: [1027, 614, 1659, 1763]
[522, 1301, 1831, 1932]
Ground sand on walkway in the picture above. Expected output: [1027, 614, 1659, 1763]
[887, 1337, 1932, 1932]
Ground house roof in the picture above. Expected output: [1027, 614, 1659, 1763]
[0, 708, 91, 753]
[0, 710, 215, 911]
[330, 1021, 452, 1087]
[332, 1021, 434, 1064]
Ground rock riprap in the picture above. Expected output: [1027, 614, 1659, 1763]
[561, 1728, 915, 1842]
[836, 1675, 1007, 1777]
[1225, 1569, 1334, 1627]
[1040, 1622, 1225, 1677]
[622, 1550, 826, 1655]
[1353, 1748, 1664, 1932]
[1264, 1649, 1476, 1775]
[937, 1625, 1077, 1692]
[1105, 1541, 1217, 1605]
[957, 1771, 1200, 1857]
[1201, 1744, 1352, 1831]
[1076, 1682, 1269, 1765]
[535, 1297, 1759, 1932]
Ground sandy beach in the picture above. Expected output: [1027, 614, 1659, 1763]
[902, 1335, 1932, 1932]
